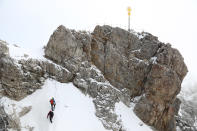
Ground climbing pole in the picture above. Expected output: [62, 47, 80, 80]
[127, 6, 131, 32]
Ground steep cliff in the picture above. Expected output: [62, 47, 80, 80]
[44, 25, 188, 131]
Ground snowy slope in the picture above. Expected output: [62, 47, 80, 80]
[115, 102, 152, 131]
[2, 79, 107, 131]
[1, 79, 151, 131]
[7, 43, 45, 60]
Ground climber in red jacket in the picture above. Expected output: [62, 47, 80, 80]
[47, 110, 54, 123]
[50, 97, 56, 111]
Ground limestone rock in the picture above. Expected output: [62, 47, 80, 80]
[0, 53, 73, 100]
[134, 45, 188, 131]
[44, 25, 188, 131]
[91, 26, 187, 130]
[156, 44, 188, 81]
[0, 56, 29, 100]
[45, 25, 91, 64]
[0, 40, 9, 57]
[73, 61, 131, 131]
[0, 106, 21, 131]
[176, 97, 197, 131]
[0, 24, 188, 131]
[0, 106, 9, 131]
[90, 25, 164, 97]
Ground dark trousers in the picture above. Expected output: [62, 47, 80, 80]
[49, 116, 53, 123]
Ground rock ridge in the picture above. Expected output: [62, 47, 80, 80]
[0, 24, 188, 131]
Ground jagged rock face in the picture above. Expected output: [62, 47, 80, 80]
[0, 105, 23, 131]
[0, 58, 73, 100]
[0, 42, 73, 100]
[44, 25, 188, 131]
[90, 26, 187, 131]
[91, 25, 162, 96]
[0, 56, 32, 100]
[45, 25, 91, 64]
[45, 25, 92, 76]
[0, 40, 9, 57]
[176, 97, 197, 131]
[45, 25, 82, 63]
[0, 106, 9, 131]
[156, 44, 188, 81]
[0, 24, 187, 131]
[134, 45, 188, 131]
[73, 61, 132, 131]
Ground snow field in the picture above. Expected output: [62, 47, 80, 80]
[3, 79, 107, 131]
[2, 79, 153, 131]
[115, 102, 151, 131]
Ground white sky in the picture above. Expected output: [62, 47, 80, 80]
[0, 0, 197, 87]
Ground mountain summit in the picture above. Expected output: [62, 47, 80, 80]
[0, 25, 189, 131]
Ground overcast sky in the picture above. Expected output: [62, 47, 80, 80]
[0, 0, 196, 88]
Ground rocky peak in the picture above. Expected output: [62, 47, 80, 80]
[44, 25, 188, 131]
[0, 40, 9, 57]
[0, 25, 188, 131]
[45, 25, 91, 65]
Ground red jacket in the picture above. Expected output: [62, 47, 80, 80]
[50, 99, 53, 105]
